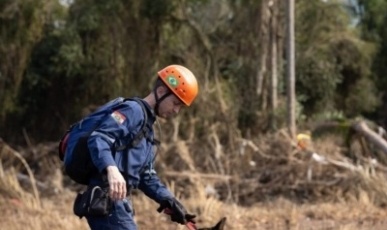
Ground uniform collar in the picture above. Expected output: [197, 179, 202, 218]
[134, 97, 156, 124]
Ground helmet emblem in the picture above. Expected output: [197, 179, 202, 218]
[167, 76, 178, 88]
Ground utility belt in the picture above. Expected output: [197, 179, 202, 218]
[73, 184, 133, 219]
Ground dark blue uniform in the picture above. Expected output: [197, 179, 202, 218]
[65, 98, 173, 230]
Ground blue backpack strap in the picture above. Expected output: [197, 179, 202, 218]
[114, 98, 149, 151]
[126, 98, 160, 147]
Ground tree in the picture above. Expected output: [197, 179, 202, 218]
[295, 0, 378, 118]
[357, 0, 387, 127]
[0, 0, 47, 121]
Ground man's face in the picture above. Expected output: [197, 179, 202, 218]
[158, 94, 185, 119]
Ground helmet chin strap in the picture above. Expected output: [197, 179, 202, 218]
[153, 87, 172, 116]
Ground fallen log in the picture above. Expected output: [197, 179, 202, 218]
[163, 171, 233, 181]
[312, 120, 387, 155]
[353, 121, 387, 154]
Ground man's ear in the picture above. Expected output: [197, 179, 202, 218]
[156, 85, 168, 96]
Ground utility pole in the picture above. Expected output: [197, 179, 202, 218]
[286, 0, 296, 139]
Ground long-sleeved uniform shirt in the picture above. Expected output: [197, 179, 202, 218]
[65, 97, 173, 203]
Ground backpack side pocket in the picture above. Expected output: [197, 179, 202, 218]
[65, 135, 97, 185]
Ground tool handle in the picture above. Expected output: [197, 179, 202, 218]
[163, 208, 197, 230]
[185, 221, 197, 230]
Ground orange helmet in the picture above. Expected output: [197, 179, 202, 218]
[157, 65, 199, 106]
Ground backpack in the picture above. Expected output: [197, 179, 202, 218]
[58, 97, 149, 185]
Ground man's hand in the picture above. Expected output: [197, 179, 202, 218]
[157, 197, 196, 225]
[106, 166, 126, 200]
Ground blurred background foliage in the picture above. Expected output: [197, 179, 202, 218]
[0, 0, 386, 144]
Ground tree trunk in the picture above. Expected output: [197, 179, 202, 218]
[269, 0, 278, 130]
[256, 0, 270, 98]
[286, 0, 296, 139]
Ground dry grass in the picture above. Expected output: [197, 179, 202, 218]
[2, 131, 387, 229]
[2, 183, 387, 230]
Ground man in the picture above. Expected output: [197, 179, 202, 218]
[65, 65, 198, 229]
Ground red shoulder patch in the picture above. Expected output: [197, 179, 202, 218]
[111, 111, 126, 124]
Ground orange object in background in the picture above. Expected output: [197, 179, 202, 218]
[297, 133, 311, 150]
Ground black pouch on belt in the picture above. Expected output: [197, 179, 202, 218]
[73, 186, 112, 218]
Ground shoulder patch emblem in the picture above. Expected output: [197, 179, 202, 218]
[111, 111, 126, 124]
